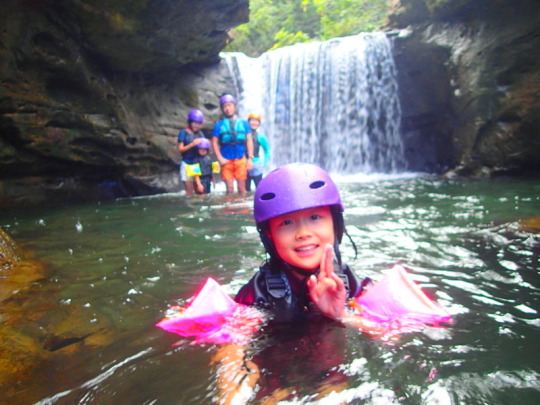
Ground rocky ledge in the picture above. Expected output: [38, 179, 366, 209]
[388, 0, 540, 177]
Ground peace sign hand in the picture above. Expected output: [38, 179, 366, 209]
[307, 244, 347, 321]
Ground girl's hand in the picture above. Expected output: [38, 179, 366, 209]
[307, 244, 347, 321]
[192, 138, 201, 147]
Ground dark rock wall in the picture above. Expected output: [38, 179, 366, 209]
[392, 34, 456, 173]
[389, 0, 540, 176]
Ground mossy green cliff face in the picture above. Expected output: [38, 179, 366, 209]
[0, 0, 247, 208]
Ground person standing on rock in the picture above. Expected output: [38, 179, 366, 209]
[178, 109, 206, 197]
[212, 94, 253, 194]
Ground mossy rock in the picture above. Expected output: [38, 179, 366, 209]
[0, 228, 19, 270]
[0, 258, 50, 304]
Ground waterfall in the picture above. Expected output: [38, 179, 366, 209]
[224, 32, 405, 174]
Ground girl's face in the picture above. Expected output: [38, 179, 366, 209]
[249, 118, 260, 131]
[190, 121, 202, 132]
[268, 206, 335, 271]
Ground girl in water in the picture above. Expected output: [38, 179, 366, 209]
[214, 163, 377, 404]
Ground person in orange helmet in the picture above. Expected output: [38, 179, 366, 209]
[246, 113, 270, 192]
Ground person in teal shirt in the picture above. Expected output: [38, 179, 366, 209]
[246, 113, 270, 192]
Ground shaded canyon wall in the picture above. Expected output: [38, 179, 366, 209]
[389, 0, 540, 176]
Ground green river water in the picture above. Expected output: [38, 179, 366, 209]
[1, 174, 539, 404]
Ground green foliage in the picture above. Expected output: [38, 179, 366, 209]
[270, 30, 312, 51]
[225, 0, 391, 56]
[314, 0, 389, 40]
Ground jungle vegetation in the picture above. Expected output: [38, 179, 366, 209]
[225, 0, 392, 56]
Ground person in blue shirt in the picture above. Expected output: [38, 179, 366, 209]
[245, 113, 271, 192]
[211, 94, 253, 194]
[177, 109, 205, 197]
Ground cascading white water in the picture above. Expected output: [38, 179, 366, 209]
[224, 32, 405, 174]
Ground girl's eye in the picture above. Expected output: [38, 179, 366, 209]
[310, 214, 322, 220]
[281, 219, 293, 226]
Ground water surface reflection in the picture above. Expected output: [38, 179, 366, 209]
[1, 175, 539, 404]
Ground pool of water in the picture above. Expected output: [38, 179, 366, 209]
[1, 175, 539, 404]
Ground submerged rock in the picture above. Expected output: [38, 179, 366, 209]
[0, 325, 49, 393]
[518, 217, 540, 234]
[0, 230, 123, 400]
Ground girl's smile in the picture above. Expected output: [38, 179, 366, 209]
[268, 206, 335, 272]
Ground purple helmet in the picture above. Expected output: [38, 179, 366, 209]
[219, 94, 236, 105]
[188, 109, 204, 123]
[196, 138, 211, 149]
[254, 163, 344, 224]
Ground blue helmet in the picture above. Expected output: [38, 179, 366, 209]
[188, 109, 204, 123]
[196, 138, 211, 149]
[219, 94, 236, 105]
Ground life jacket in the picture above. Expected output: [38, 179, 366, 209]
[181, 127, 205, 146]
[180, 128, 205, 164]
[249, 262, 369, 323]
[183, 127, 195, 145]
[193, 155, 213, 176]
[252, 130, 260, 158]
[218, 118, 247, 146]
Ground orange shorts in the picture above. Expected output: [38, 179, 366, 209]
[221, 157, 247, 181]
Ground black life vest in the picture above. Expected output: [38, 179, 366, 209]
[180, 128, 204, 162]
[252, 130, 260, 158]
[249, 262, 368, 323]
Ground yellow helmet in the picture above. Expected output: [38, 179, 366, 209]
[248, 113, 262, 122]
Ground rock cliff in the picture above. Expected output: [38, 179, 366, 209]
[389, 0, 540, 176]
[1, 0, 246, 208]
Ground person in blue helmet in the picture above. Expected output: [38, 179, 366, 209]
[192, 138, 215, 195]
[212, 94, 253, 194]
[178, 109, 206, 197]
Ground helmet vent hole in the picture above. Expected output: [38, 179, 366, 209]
[261, 192, 276, 201]
[309, 181, 325, 189]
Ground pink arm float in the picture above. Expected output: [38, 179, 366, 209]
[352, 264, 451, 326]
[155, 278, 263, 344]
[156, 266, 451, 344]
